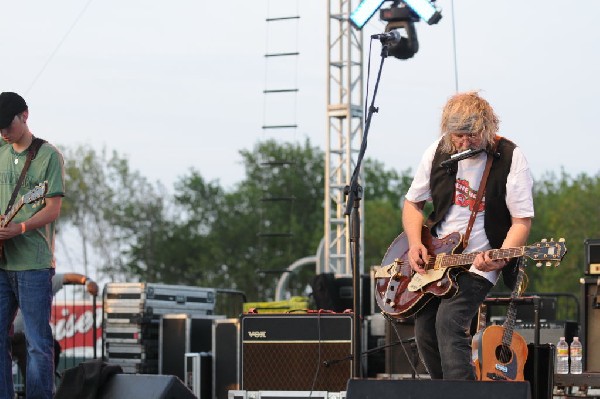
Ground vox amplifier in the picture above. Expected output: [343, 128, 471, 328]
[585, 239, 600, 275]
[240, 313, 353, 392]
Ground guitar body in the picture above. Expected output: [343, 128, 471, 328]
[374, 231, 566, 319]
[374, 226, 463, 318]
[472, 325, 528, 381]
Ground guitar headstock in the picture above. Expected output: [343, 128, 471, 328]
[524, 238, 567, 267]
[23, 182, 48, 206]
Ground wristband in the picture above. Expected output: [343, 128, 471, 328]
[20, 223, 26, 234]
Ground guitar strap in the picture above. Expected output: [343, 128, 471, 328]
[4, 137, 46, 214]
[462, 136, 501, 249]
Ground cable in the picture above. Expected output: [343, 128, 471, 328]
[450, 0, 459, 93]
[384, 312, 423, 379]
[25, 0, 96, 95]
[308, 310, 324, 397]
[364, 39, 374, 122]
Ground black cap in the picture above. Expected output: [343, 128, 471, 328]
[0, 92, 28, 129]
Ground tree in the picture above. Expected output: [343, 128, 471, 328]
[363, 159, 413, 269]
[61, 145, 167, 282]
[527, 171, 600, 298]
[126, 139, 325, 300]
[62, 139, 600, 314]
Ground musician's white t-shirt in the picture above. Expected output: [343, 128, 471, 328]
[405, 138, 534, 285]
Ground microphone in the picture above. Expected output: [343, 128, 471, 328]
[440, 148, 485, 168]
[371, 31, 401, 45]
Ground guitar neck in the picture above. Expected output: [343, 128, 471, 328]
[439, 247, 525, 268]
[0, 198, 24, 228]
[501, 265, 526, 346]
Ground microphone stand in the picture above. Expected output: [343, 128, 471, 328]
[344, 43, 389, 379]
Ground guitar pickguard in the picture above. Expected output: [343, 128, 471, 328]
[407, 267, 448, 292]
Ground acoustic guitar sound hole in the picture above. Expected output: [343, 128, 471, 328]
[495, 344, 513, 363]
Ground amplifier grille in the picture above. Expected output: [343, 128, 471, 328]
[242, 342, 351, 391]
[240, 314, 353, 392]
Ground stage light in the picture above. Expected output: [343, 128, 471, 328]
[350, 0, 385, 29]
[402, 0, 442, 25]
[351, 0, 441, 30]
[383, 21, 419, 60]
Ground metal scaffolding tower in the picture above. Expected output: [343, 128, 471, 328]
[322, 0, 364, 278]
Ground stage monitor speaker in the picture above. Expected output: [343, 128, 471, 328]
[346, 379, 531, 399]
[585, 238, 600, 275]
[98, 374, 196, 399]
[241, 313, 353, 392]
[581, 277, 600, 371]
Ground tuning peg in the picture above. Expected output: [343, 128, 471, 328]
[545, 262, 552, 267]
[550, 238, 554, 242]
[541, 238, 547, 243]
[536, 262, 542, 267]
[559, 238, 565, 242]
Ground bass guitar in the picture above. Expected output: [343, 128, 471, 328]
[0, 182, 48, 257]
[373, 226, 567, 319]
[472, 260, 530, 381]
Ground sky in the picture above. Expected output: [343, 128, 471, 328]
[1, 1, 600, 275]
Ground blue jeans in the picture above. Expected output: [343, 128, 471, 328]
[414, 271, 493, 380]
[0, 268, 55, 399]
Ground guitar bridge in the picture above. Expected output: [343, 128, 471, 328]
[486, 372, 507, 381]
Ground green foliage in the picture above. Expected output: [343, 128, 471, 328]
[61, 145, 167, 281]
[527, 171, 600, 299]
[61, 139, 600, 314]
[362, 159, 413, 268]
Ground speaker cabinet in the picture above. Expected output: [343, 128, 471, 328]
[524, 343, 554, 399]
[384, 318, 426, 376]
[241, 313, 353, 391]
[346, 379, 531, 399]
[98, 374, 196, 399]
[514, 321, 578, 345]
[581, 277, 600, 371]
[585, 239, 600, 275]
[311, 273, 371, 314]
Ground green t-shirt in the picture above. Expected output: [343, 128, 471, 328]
[0, 140, 65, 270]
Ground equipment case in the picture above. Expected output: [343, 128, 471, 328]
[102, 282, 218, 374]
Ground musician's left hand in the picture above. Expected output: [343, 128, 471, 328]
[473, 251, 508, 272]
[0, 222, 22, 240]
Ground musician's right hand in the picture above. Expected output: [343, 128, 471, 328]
[407, 244, 429, 275]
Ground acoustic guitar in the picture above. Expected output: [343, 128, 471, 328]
[471, 261, 531, 381]
[0, 182, 48, 257]
[373, 226, 567, 319]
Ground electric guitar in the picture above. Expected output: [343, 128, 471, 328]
[0, 182, 48, 257]
[373, 226, 567, 319]
[471, 262, 530, 381]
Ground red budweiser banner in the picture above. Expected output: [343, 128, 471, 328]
[51, 301, 103, 357]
